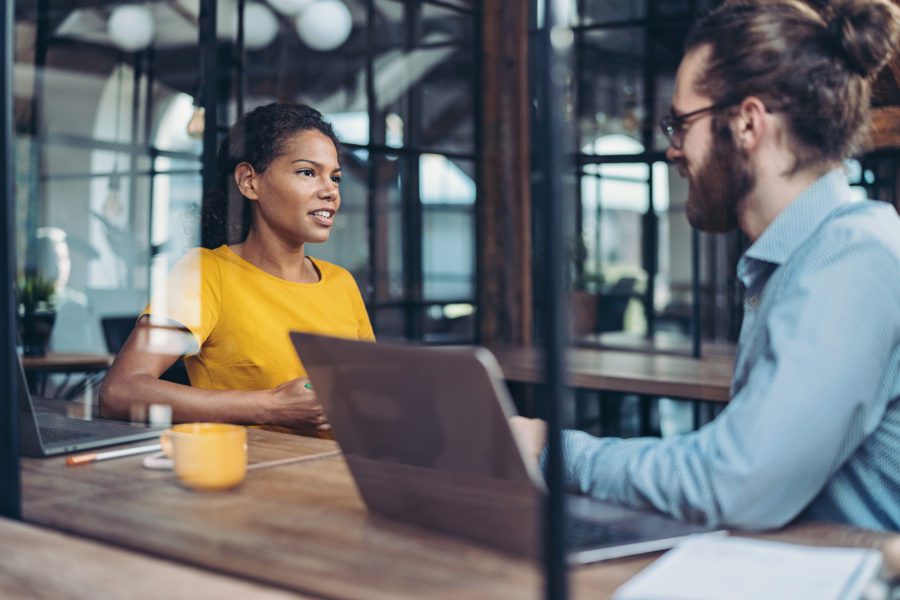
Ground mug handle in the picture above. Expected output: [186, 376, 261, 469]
[159, 430, 173, 458]
[142, 430, 175, 470]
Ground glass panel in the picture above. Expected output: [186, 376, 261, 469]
[576, 0, 647, 26]
[578, 24, 688, 154]
[150, 172, 202, 260]
[656, 2, 693, 18]
[583, 27, 646, 58]
[531, 0, 579, 29]
[372, 11, 474, 153]
[417, 46, 474, 153]
[371, 306, 407, 341]
[243, 49, 370, 146]
[420, 155, 475, 300]
[653, 163, 693, 335]
[371, 154, 404, 302]
[309, 150, 370, 296]
[579, 167, 647, 334]
[421, 3, 474, 46]
[578, 30, 645, 154]
[424, 303, 476, 343]
[151, 91, 204, 155]
[425, 0, 474, 10]
[653, 70, 678, 151]
[374, 0, 405, 50]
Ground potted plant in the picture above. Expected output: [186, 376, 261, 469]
[17, 273, 57, 356]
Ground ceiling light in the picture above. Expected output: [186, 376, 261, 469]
[243, 2, 279, 50]
[295, 0, 352, 52]
[107, 5, 156, 52]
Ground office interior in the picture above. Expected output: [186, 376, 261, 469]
[2, 0, 900, 597]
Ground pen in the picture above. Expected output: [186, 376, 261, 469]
[66, 443, 163, 467]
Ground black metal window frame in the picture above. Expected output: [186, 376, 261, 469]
[1, 0, 20, 521]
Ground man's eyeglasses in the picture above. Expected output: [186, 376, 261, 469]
[659, 101, 736, 150]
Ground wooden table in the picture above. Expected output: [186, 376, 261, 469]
[488, 344, 733, 403]
[22, 352, 113, 398]
[577, 331, 736, 360]
[0, 517, 298, 599]
[21, 352, 113, 372]
[21, 429, 893, 599]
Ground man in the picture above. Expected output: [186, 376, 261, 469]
[513, 0, 900, 531]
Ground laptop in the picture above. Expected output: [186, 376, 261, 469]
[16, 351, 168, 457]
[290, 332, 724, 564]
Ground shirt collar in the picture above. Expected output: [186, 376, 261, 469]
[742, 169, 853, 266]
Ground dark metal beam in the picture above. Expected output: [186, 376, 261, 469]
[199, 0, 220, 249]
[1, 0, 21, 520]
[642, 0, 659, 337]
[691, 229, 701, 357]
[402, 0, 425, 341]
[365, 0, 379, 327]
[537, 1, 573, 597]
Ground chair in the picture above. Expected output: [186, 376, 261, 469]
[595, 277, 637, 333]
[101, 315, 191, 386]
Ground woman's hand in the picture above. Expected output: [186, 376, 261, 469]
[265, 377, 327, 428]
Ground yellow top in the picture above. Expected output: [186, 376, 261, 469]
[145, 245, 374, 391]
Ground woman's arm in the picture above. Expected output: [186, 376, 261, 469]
[99, 316, 324, 427]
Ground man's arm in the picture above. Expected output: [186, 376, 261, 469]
[529, 238, 898, 530]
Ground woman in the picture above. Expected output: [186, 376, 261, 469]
[100, 103, 374, 430]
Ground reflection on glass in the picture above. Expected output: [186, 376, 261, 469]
[578, 50, 645, 153]
[328, 111, 370, 147]
[371, 155, 404, 302]
[311, 149, 370, 293]
[574, 0, 646, 26]
[424, 302, 476, 343]
[419, 155, 475, 300]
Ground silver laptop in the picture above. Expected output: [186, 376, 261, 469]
[16, 351, 168, 457]
[290, 332, 723, 564]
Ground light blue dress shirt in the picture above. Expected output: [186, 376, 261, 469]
[561, 169, 900, 530]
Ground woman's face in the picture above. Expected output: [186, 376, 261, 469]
[237, 129, 342, 245]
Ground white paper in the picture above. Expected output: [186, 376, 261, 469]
[614, 535, 882, 600]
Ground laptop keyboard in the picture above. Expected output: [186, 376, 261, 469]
[40, 427, 95, 444]
[567, 518, 644, 550]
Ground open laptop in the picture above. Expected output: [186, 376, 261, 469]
[290, 332, 724, 564]
[16, 350, 168, 457]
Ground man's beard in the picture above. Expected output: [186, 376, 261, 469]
[683, 119, 755, 234]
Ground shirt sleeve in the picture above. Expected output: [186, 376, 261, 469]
[143, 249, 222, 354]
[559, 233, 899, 530]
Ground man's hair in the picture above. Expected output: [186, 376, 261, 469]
[204, 102, 341, 247]
[686, 0, 900, 172]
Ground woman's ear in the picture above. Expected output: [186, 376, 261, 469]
[234, 163, 259, 200]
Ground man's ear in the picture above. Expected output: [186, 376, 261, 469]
[733, 96, 770, 152]
[234, 163, 259, 201]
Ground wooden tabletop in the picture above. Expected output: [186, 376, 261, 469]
[21, 429, 893, 599]
[487, 344, 734, 403]
[21, 352, 113, 372]
[0, 517, 301, 598]
[577, 331, 736, 360]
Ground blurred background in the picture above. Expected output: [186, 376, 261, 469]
[10, 0, 900, 359]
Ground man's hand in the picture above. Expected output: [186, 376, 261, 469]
[510, 416, 547, 464]
[265, 377, 327, 428]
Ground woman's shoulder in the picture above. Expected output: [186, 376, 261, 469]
[310, 257, 357, 284]
[168, 246, 227, 280]
[174, 245, 227, 263]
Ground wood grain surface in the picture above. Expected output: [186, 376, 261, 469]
[0, 516, 301, 599]
[488, 344, 733, 402]
[21, 429, 894, 599]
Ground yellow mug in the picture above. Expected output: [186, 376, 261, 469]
[160, 423, 247, 491]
